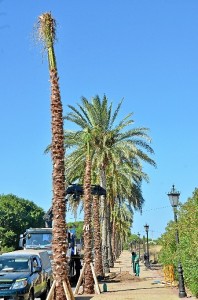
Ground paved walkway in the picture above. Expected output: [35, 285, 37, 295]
[75, 250, 196, 300]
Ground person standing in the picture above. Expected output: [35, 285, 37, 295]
[134, 254, 140, 276]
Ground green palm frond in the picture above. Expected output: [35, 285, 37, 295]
[109, 99, 124, 129]
[63, 95, 156, 213]
[64, 105, 90, 129]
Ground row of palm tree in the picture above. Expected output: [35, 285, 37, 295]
[63, 95, 156, 293]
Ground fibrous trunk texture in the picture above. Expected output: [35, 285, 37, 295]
[83, 157, 94, 294]
[100, 169, 110, 273]
[93, 195, 104, 278]
[50, 69, 68, 300]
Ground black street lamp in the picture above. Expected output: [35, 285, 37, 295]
[137, 232, 141, 258]
[167, 185, 187, 298]
[144, 223, 149, 267]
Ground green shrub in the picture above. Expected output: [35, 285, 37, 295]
[158, 188, 198, 297]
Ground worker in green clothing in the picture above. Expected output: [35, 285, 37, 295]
[134, 254, 140, 276]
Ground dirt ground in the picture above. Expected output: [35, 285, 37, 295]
[109, 270, 143, 282]
[74, 250, 197, 300]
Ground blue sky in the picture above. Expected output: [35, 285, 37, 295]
[0, 1, 198, 240]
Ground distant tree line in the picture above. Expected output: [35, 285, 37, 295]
[0, 194, 45, 251]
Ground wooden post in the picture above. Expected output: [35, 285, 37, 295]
[63, 280, 74, 300]
[46, 279, 75, 300]
[90, 262, 101, 294]
[46, 280, 56, 300]
[74, 262, 101, 295]
[65, 277, 75, 300]
[74, 262, 86, 294]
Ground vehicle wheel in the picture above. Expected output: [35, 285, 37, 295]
[28, 290, 34, 300]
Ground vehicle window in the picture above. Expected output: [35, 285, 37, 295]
[15, 259, 29, 271]
[26, 234, 42, 246]
[42, 234, 52, 245]
[1, 259, 15, 270]
[26, 233, 52, 247]
[0, 257, 30, 272]
[32, 256, 41, 271]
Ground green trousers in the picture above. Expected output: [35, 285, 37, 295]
[135, 263, 140, 276]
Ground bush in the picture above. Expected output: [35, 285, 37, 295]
[158, 188, 198, 297]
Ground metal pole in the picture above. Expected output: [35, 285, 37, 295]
[146, 230, 149, 266]
[137, 233, 141, 259]
[138, 238, 140, 258]
[143, 236, 146, 253]
[173, 208, 187, 298]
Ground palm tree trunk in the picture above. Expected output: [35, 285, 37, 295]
[50, 69, 68, 299]
[38, 13, 70, 299]
[112, 219, 116, 261]
[93, 194, 104, 278]
[107, 198, 114, 267]
[115, 233, 120, 258]
[109, 220, 114, 267]
[83, 156, 94, 294]
[100, 169, 110, 273]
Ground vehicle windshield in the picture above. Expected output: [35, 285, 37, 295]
[0, 257, 30, 272]
[25, 233, 52, 248]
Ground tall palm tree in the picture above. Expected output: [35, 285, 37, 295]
[82, 129, 95, 294]
[64, 95, 156, 272]
[89, 96, 155, 271]
[37, 13, 71, 299]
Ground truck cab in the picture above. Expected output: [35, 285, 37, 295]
[19, 227, 83, 283]
[19, 228, 53, 259]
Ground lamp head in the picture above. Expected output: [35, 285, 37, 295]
[167, 184, 180, 207]
[144, 223, 149, 232]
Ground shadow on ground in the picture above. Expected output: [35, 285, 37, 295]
[75, 296, 93, 300]
[107, 285, 166, 293]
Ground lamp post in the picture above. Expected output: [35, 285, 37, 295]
[167, 185, 187, 298]
[137, 232, 141, 258]
[144, 224, 149, 267]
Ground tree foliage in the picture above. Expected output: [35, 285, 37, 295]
[0, 194, 45, 249]
[158, 188, 198, 297]
[178, 189, 198, 297]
